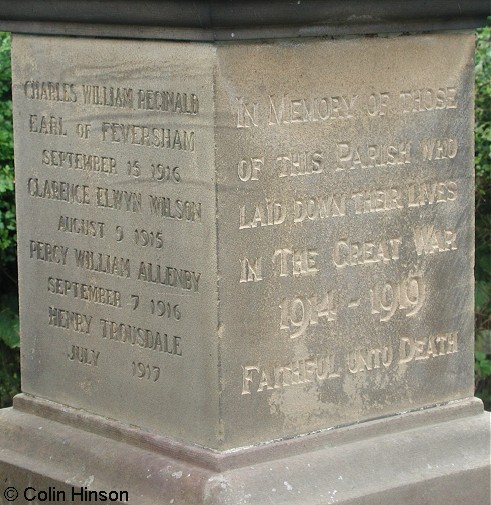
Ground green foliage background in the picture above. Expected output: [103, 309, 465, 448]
[0, 32, 19, 408]
[0, 33, 14, 263]
[0, 25, 490, 409]
[474, 20, 491, 408]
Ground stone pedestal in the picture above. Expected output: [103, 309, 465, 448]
[0, 2, 489, 504]
[0, 395, 489, 504]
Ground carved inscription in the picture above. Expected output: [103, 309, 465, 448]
[232, 62, 466, 406]
[99, 319, 182, 355]
[14, 35, 473, 438]
[242, 332, 459, 394]
[18, 62, 205, 394]
[48, 277, 122, 308]
[234, 88, 460, 128]
[237, 181, 457, 229]
[24, 80, 199, 115]
[69, 345, 100, 366]
[336, 142, 411, 170]
[280, 291, 337, 339]
[242, 354, 340, 394]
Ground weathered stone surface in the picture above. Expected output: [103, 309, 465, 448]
[0, 396, 489, 505]
[0, 0, 489, 40]
[213, 32, 476, 448]
[12, 32, 476, 450]
[13, 35, 220, 448]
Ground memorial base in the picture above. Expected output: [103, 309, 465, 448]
[0, 395, 489, 505]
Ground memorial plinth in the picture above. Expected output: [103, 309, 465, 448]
[0, 2, 490, 504]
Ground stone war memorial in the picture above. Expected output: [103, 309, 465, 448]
[0, 1, 490, 503]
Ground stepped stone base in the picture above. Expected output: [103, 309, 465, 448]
[0, 394, 489, 505]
